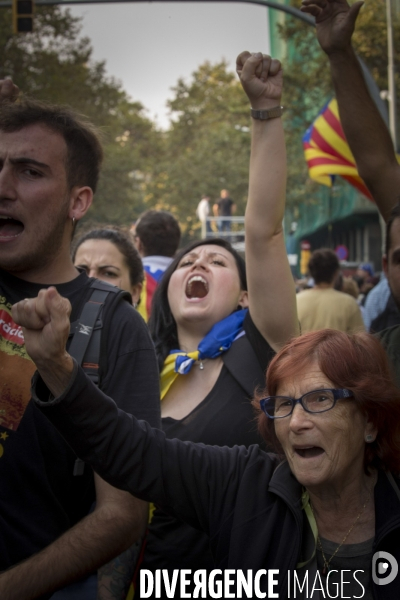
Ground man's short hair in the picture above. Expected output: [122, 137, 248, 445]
[385, 201, 400, 257]
[0, 98, 103, 192]
[135, 210, 181, 257]
[308, 248, 339, 284]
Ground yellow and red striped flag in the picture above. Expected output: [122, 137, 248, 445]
[137, 270, 158, 322]
[303, 98, 373, 200]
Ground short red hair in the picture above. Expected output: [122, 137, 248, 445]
[253, 329, 400, 472]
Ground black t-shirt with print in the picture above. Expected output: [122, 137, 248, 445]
[0, 268, 160, 571]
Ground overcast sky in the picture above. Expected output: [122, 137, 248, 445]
[68, 2, 271, 129]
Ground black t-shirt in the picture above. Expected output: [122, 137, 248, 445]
[216, 197, 234, 216]
[0, 268, 160, 571]
[138, 314, 273, 591]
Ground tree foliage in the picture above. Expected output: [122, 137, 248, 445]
[3, 1, 396, 242]
[0, 5, 162, 225]
[142, 60, 253, 242]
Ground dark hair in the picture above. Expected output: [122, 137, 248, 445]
[72, 227, 144, 287]
[253, 329, 400, 473]
[135, 210, 181, 257]
[308, 248, 339, 284]
[148, 238, 247, 371]
[385, 201, 400, 257]
[0, 98, 103, 192]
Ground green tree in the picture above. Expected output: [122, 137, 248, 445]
[0, 5, 162, 226]
[145, 60, 253, 242]
[93, 96, 163, 225]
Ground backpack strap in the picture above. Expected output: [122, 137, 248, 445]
[68, 280, 131, 476]
[68, 287, 109, 368]
[222, 334, 266, 398]
[68, 279, 131, 385]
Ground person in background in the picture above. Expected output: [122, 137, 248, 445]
[297, 248, 364, 333]
[286, 221, 299, 278]
[356, 262, 374, 282]
[335, 273, 366, 320]
[363, 276, 390, 330]
[296, 277, 313, 292]
[72, 227, 143, 307]
[335, 271, 361, 298]
[354, 263, 376, 307]
[196, 194, 212, 236]
[132, 209, 181, 320]
[213, 189, 236, 235]
[341, 276, 360, 300]
[71, 227, 147, 599]
[301, 0, 400, 384]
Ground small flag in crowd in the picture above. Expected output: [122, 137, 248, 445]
[302, 98, 373, 200]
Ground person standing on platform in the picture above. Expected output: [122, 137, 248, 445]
[196, 195, 212, 237]
[213, 189, 236, 236]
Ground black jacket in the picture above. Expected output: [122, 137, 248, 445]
[33, 363, 400, 599]
[371, 293, 400, 334]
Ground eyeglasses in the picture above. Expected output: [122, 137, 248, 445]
[260, 388, 354, 419]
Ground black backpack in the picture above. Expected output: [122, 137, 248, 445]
[67, 278, 131, 475]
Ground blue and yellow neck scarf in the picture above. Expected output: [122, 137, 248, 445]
[160, 309, 248, 400]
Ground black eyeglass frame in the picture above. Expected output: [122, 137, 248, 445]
[259, 388, 354, 419]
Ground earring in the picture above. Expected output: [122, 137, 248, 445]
[72, 216, 76, 226]
[365, 434, 374, 443]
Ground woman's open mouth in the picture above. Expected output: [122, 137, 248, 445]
[0, 217, 24, 241]
[294, 446, 324, 459]
[185, 275, 209, 300]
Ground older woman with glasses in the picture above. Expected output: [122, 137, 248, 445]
[11, 293, 400, 600]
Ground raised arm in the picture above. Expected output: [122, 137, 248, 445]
[237, 52, 299, 350]
[301, 0, 400, 222]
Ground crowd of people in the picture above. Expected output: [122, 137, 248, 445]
[1, 1, 400, 599]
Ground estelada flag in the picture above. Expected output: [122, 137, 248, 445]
[302, 98, 373, 200]
[137, 270, 158, 322]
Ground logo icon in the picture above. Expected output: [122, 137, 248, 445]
[372, 551, 398, 585]
[78, 324, 92, 336]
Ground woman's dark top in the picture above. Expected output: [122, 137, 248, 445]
[142, 313, 274, 579]
[33, 365, 400, 600]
